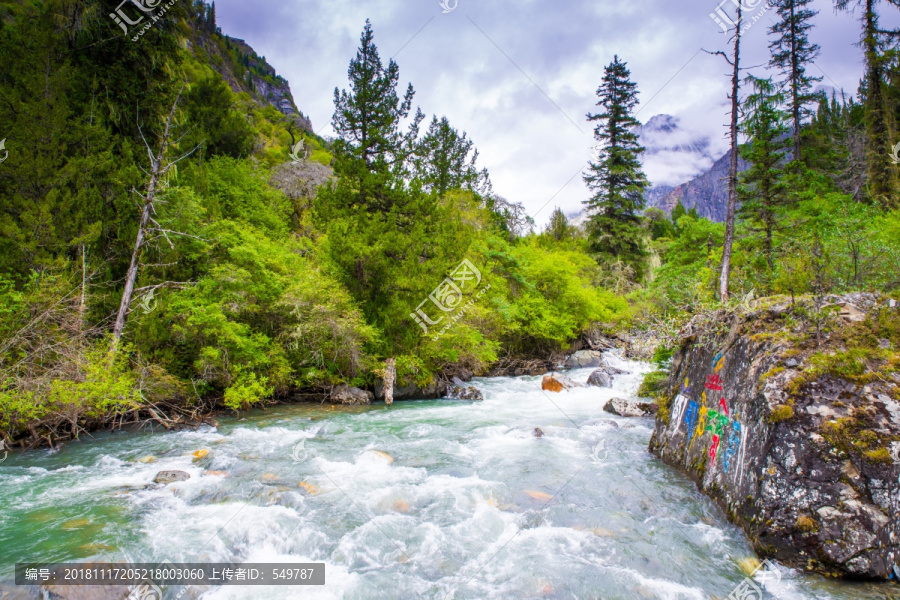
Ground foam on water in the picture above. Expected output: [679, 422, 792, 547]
[0, 351, 893, 599]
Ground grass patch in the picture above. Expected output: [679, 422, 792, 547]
[760, 366, 785, 382]
[638, 370, 668, 399]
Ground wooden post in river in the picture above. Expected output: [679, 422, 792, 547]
[384, 358, 396, 406]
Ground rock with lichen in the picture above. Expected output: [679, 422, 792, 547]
[649, 293, 900, 580]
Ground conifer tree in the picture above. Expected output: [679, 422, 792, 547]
[331, 19, 415, 209]
[835, 0, 899, 206]
[738, 76, 790, 278]
[546, 207, 572, 241]
[583, 56, 649, 280]
[411, 116, 491, 197]
[768, 0, 822, 162]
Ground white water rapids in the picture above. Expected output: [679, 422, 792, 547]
[0, 352, 893, 599]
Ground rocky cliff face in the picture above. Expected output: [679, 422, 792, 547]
[651, 149, 750, 222]
[187, 30, 312, 132]
[649, 295, 900, 579]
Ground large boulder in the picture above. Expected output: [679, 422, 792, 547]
[541, 373, 584, 392]
[649, 295, 900, 580]
[587, 369, 611, 387]
[603, 397, 657, 417]
[154, 470, 190, 485]
[564, 350, 605, 369]
[446, 385, 484, 401]
[331, 384, 374, 405]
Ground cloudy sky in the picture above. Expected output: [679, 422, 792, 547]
[215, 0, 890, 226]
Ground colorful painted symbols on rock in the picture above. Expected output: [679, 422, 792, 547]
[722, 423, 741, 474]
[671, 394, 690, 432]
[712, 352, 725, 373]
[683, 400, 699, 442]
[703, 410, 731, 460]
[705, 374, 724, 391]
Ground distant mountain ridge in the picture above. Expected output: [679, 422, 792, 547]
[570, 114, 738, 224]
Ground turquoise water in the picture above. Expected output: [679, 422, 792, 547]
[0, 353, 896, 599]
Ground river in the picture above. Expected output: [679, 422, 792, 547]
[0, 353, 895, 599]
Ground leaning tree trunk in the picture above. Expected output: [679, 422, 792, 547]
[719, 3, 742, 303]
[111, 88, 185, 349]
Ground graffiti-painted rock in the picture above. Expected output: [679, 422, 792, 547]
[541, 373, 584, 392]
[649, 295, 900, 580]
[603, 397, 656, 417]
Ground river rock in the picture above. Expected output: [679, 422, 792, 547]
[446, 385, 484, 401]
[541, 373, 584, 392]
[649, 295, 900, 580]
[564, 350, 605, 369]
[603, 397, 656, 417]
[331, 384, 374, 405]
[533, 427, 544, 438]
[153, 470, 190, 484]
[587, 369, 611, 387]
[373, 379, 447, 401]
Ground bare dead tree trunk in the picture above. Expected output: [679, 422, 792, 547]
[79, 244, 86, 332]
[112, 86, 197, 350]
[708, 3, 742, 303]
[384, 357, 396, 406]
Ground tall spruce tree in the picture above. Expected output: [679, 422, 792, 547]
[738, 77, 790, 279]
[835, 0, 899, 207]
[583, 56, 649, 280]
[768, 0, 822, 162]
[411, 116, 491, 197]
[332, 19, 415, 210]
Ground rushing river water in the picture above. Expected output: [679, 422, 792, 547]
[0, 353, 896, 600]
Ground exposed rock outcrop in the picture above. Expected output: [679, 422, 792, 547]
[649, 295, 900, 580]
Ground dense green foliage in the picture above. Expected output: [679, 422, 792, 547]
[0, 9, 628, 444]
